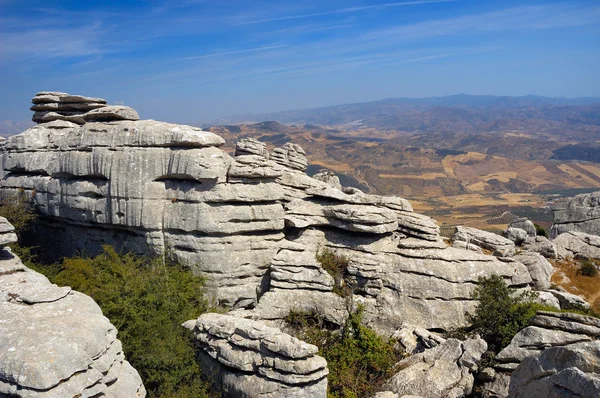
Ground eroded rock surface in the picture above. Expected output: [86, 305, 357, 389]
[553, 231, 600, 259]
[384, 337, 487, 398]
[508, 341, 600, 398]
[0, 218, 145, 397]
[452, 226, 516, 257]
[495, 311, 600, 372]
[550, 191, 600, 238]
[183, 313, 328, 398]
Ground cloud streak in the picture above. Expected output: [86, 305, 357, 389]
[235, 0, 457, 25]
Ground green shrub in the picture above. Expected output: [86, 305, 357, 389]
[0, 190, 36, 235]
[468, 274, 543, 352]
[50, 246, 213, 398]
[316, 248, 351, 297]
[578, 260, 598, 277]
[286, 306, 402, 398]
[533, 223, 547, 238]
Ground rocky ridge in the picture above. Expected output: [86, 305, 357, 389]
[0, 217, 145, 397]
[0, 92, 534, 334]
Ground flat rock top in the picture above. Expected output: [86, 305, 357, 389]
[33, 92, 107, 104]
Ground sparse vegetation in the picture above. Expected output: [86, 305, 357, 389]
[285, 306, 402, 398]
[551, 258, 600, 312]
[316, 248, 352, 297]
[0, 190, 36, 235]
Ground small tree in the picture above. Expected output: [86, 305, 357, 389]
[469, 275, 540, 352]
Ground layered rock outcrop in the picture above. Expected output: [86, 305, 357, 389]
[508, 341, 600, 398]
[183, 313, 328, 397]
[1, 92, 532, 333]
[550, 191, 600, 238]
[0, 217, 145, 397]
[495, 311, 600, 372]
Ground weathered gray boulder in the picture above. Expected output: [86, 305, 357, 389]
[452, 226, 516, 257]
[508, 218, 536, 237]
[452, 240, 483, 253]
[512, 252, 554, 290]
[553, 231, 600, 259]
[83, 105, 140, 122]
[392, 323, 446, 355]
[384, 337, 487, 398]
[547, 289, 590, 310]
[312, 171, 342, 191]
[502, 227, 528, 245]
[183, 313, 328, 398]
[270, 143, 308, 171]
[508, 341, 600, 398]
[520, 235, 557, 258]
[550, 191, 600, 238]
[0, 223, 145, 397]
[0, 217, 17, 247]
[236, 137, 269, 158]
[495, 311, 600, 371]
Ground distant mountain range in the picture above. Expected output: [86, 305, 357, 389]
[201, 94, 600, 138]
[0, 120, 34, 137]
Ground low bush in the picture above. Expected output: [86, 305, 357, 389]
[578, 260, 598, 277]
[286, 306, 402, 398]
[50, 246, 213, 398]
[316, 248, 351, 297]
[533, 223, 547, 238]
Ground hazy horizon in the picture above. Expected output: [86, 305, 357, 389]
[1, 0, 599, 125]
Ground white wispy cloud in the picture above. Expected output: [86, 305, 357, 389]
[175, 44, 288, 61]
[235, 0, 457, 25]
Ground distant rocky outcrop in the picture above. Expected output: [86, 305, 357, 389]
[0, 217, 145, 397]
[183, 313, 328, 397]
[0, 92, 533, 334]
[550, 191, 600, 239]
[451, 226, 516, 257]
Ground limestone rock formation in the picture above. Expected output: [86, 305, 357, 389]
[502, 227, 528, 245]
[384, 337, 487, 398]
[550, 191, 600, 238]
[30, 92, 140, 125]
[553, 231, 600, 259]
[1, 92, 533, 333]
[0, 217, 145, 397]
[508, 341, 600, 398]
[508, 218, 536, 237]
[183, 313, 328, 397]
[511, 252, 554, 290]
[451, 226, 516, 257]
[520, 235, 557, 258]
[495, 311, 600, 372]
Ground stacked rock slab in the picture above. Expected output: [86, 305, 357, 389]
[451, 226, 516, 257]
[495, 311, 600, 372]
[183, 313, 328, 397]
[1, 92, 532, 332]
[0, 217, 145, 397]
[30, 92, 139, 125]
[550, 191, 600, 238]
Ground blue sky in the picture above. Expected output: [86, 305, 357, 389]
[1, 0, 599, 124]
